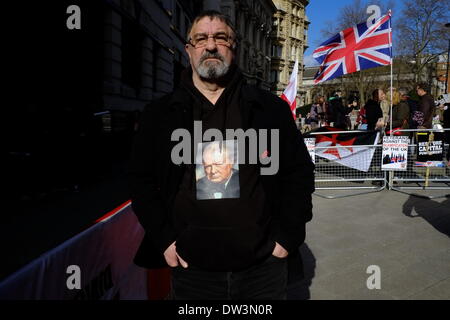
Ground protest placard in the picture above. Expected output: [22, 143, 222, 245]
[381, 136, 409, 170]
[304, 138, 316, 164]
[416, 132, 444, 167]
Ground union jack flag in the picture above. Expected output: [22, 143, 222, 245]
[313, 12, 392, 84]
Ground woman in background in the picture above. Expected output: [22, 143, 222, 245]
[386, 88, 410, 136]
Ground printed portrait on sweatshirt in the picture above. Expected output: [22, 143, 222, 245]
[195, 140, 240, 200]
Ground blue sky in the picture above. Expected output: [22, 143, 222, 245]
[304, 0, 404, 66]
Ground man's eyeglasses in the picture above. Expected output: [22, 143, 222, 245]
[187, 33, 234, 48]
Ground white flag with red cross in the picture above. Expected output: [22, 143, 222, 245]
[280, 60, 299, 120]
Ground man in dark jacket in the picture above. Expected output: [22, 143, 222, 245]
[365, 88, 386, 131]
[128, 10, 315, 300]
[329, 90, 349, 129]
[406, 92, 419, 129]
[416, 83, 435, 129]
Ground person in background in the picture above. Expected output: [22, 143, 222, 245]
[406, 90, 419, 129]
[303, 112, 313, 132]
[386, 88, 410, 136]
[383, 87, 396, 123]
[315, 95, 327, 127]
[437, 101, 450, 166]
[364, 89, 386, 131]
[434, 95, 446, 126]
[329, 90, 350, 129]
[356, 103, 368, 130]
[415, 83, 435, 129]
[345, 96, 358, 130]
[326, 93, 337, 126]
[308, 103, 319, 130]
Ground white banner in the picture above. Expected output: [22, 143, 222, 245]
[315, 132, 380, 172]
[0, 201, 148, 300]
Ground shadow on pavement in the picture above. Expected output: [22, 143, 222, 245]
[402, 194, 450, 237]
[287, 243, 316, 300]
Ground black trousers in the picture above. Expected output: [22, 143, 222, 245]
[170, 255, 288, 300]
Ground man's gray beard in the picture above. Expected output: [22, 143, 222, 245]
[196, 60, 230, 79]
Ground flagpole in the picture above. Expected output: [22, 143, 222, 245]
[387, 10, 394, 189]
[388, 10, 393, 135]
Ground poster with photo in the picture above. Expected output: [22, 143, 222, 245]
[416, 132, 444, 166]
[381, 136, 409, 171]
[195, 140, 240, 200]
[304, 138, 316, 164]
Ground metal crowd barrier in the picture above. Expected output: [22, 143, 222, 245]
[388, 128, 450, 199]
[308, 130, 386, 199]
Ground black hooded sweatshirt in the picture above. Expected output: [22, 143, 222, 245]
[171, 67, 275, 271]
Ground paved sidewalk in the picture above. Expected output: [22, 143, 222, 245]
[289, 189, 450, 300]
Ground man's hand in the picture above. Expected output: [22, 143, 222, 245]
[272, 242, 289, 258]
[163, 241, 188, 268]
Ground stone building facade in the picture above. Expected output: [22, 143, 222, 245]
[270, 0, 309, 101]
[103, 0, 203, 112]
[104, 0, 279, 111]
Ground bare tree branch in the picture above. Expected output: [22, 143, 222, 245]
[396, 0, 450, 81]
